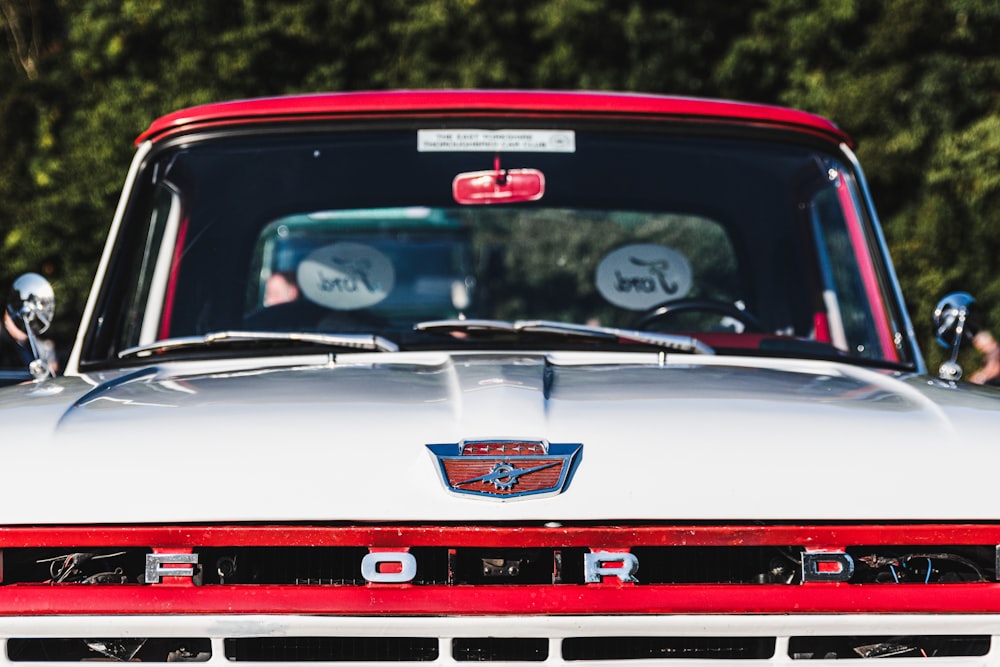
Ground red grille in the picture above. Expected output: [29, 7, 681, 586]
[1, 524, 999, 615]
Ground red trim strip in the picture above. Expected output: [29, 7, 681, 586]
[813, 312, 832, 344]
[835, 177, 898, 361]
[3, 524, 1000, 547]
[2, 524, 1000, 547]
[136, 91, 850, 146]
[4, 525, 998, 616]
[158, 216, 189, 340]
[3, 583, 1000, 616]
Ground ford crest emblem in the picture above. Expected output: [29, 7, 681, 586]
[427, 439, 582, 500]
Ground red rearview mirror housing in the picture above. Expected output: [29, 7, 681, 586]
[452, 168, 545, 205]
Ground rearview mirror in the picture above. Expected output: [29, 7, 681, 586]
[453, 168, 545, 205]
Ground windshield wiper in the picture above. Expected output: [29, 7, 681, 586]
[118, 330, 399, 359]
[414, 319, 713, 355]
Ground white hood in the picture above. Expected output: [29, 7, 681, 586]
[1, 351, 998, 524]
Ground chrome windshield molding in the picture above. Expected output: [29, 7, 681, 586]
[67, 140, 155, 376]
[118, 330, 398, 359]
[839, 142, 925, 374]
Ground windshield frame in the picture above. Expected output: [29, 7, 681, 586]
[70, 117, 922, 374]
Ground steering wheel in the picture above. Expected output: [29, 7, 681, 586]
[633, 298, 764, 332]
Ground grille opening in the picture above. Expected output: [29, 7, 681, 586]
[846, 546, 996, 583]
[411, 546, 450, 584]
[6, 638, 211, 662]
[788, 636, 991, 659]
[200, 547, 450, 585]
[453, 548, 583, 585]
[558, 547, 585, 584]
[453, 638, 548, 661]
[562, 637, 776, 660]
[5, 541, 998, 590]
[224, 638, 438, 662]
[630, 546, 800, 584]
[1, 548, 148, 585]
[201, 547, 367, 585]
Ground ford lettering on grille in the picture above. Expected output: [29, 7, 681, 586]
[427, 439, 582, 499]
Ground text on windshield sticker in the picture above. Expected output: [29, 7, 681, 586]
[418, 130, 576, 153]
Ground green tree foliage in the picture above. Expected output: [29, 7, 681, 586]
[1, 0, 998, 373]
[719, 0, 1000, 370]
[0, 0, 763, 351]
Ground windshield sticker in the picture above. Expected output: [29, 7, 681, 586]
[418, 129, 575, 153]
[595, 244, 693, 311]
[297, 242, 395, 311]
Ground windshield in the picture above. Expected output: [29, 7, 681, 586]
[82, 125, 911, 366]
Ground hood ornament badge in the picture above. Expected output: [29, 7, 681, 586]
[428, 439, 582, 500]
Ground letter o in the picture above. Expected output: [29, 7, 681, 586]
[361, 551, 417, 583]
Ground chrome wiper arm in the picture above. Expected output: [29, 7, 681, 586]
[118, 330, 398, 359]
[515, 320, 714, 355]
[414, 319, 516, 333]
[413, 318, 713, 355]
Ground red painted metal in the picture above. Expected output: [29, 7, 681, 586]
[835, 175, 898, 361]
[442, 457, 566, 496]
[134, 90, 851, 147]
[2, 523, 1000, 547]
[4, 524, 1000, 616]
[3, 583, 1000, 616]
[158, 215, 188, 340]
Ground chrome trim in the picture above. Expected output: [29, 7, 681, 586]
[360, 552, 418, 584]
[584, 551, 640, 583]
[427, 440, 582, 501]
[801, 551, 855, 583]
[67, 141, 155, 375]
[145, 553, 199, 583]
[6, 272, 56, 380]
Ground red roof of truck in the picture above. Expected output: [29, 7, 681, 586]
[136, 90, 852, 147]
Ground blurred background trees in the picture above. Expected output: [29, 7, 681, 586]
[2, 0, 999, 370]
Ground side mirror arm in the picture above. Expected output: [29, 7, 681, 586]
[5, 273, 56, 380]
[933, 291, 977, 381]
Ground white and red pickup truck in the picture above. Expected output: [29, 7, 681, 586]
[2, 90, 999, 663]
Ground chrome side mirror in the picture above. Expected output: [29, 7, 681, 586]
[933, 291, 976, 381]
[5, 272, 56, 380]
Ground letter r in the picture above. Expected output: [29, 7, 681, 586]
[584, 551, 639, 583]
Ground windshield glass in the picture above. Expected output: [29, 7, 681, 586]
[84, 125, 910, 365]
